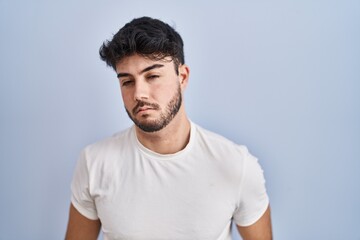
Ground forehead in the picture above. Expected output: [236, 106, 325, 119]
[115, 54, 173, 73]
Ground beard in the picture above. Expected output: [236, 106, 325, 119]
[125, 85, 182, 133]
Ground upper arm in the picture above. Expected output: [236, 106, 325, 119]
[237, 205, 272, 240]
[65, 203, 101, 240]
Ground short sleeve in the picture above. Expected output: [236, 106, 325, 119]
[233, 151, 269, 227]
[70, 149, 99, 220]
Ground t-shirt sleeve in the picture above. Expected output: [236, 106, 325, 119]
[232, 150, 269, 227]
[70, 149, 99, 220]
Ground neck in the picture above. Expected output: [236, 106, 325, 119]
[135, 108, 191, 155]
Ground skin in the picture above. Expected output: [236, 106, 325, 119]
[116, 54, 191, 154]
[238, 206, 273, 240]
[65, 204, 101, 240]
[65, 54, 272, 239]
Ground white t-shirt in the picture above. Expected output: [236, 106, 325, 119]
[71, 122, 269, 240]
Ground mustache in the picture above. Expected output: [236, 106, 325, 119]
[132, 101, 160, 115]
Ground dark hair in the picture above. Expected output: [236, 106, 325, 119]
[99, 17, 185, 73]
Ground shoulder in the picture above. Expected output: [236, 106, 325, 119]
[191, 123, 259, 179]
[192, 123, 263, 190]
[81, 126, 134, 165]
[193, 123, 251, 159]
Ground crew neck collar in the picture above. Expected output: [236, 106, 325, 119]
[132, 121, 196, 161]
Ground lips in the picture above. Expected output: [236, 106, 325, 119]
[137, 107, 153, 114]
[132, 101, 159, 115]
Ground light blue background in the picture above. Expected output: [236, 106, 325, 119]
[0, 0, 359, 239]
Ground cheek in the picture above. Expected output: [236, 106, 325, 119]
[156, 84, 179, 102]
[120, 90, 133, 107]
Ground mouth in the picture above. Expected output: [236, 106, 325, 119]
[132, 101, 159, 115]
[136, 107, 154, 114]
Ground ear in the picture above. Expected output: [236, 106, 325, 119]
[178, 64, 190, 91]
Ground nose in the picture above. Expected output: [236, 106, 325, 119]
[133, 80, 149, 101]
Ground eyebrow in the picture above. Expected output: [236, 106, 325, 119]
[117, 64, 164, 78]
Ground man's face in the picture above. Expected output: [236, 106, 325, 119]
[115, 54, 187, 132]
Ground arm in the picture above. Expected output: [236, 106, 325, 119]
[237, 205, 272, 240]
[65, 203, 101, 240]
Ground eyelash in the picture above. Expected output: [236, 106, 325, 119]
[122, 80, 134, 86]
[147, 75, 159, 80]
[121, 75, 159, 87]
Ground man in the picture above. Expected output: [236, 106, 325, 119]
[65, 17, 272, 240]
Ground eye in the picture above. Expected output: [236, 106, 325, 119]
[121, 80, 134, 87]
[147, 75, 159, 80]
